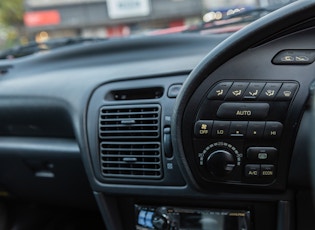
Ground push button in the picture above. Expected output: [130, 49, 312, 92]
[208, 82, 233, 100]
[225, 82, 249, 100]
[194, 120, 213, 137]
[261, 164, 275, 177]
[212, 121, 230, 137]
[230, 121, 248, 137]
[264, 122, 283, 138]
[243, 82, 265, 100]
[258, 83, 282, 100]
[275, 83, 298, 101]
[246, 121, 265, 138]
[247, 147, 277, 162]
[245, 164, 260, 177]
[272, 50, 315, 65]
[217, 103, 269, 120]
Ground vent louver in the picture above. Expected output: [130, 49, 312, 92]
[99, 104, 162, 179]
[99, 105, 160, 139]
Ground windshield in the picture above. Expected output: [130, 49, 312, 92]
[0, 0, 296, 55]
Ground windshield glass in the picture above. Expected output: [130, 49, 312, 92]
[0, 0, 296, 55]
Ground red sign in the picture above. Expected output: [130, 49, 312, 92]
[24, 10, 61, 27]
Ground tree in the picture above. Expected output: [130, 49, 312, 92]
[0, 0, 24, 27]
[0, 0, 25, 49]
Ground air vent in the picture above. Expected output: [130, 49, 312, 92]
[98, 104, 162, 180]
[100, 142, 162, 179]
[106, 87, 164, 100]
[99, 105, 160, 139]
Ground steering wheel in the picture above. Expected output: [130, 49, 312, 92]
[172, 0, 315, 191]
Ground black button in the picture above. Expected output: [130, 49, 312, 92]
[212, 121, 230, 137]
[272, 50, 315, 65]
[264, 122, 283, 138]
[247, 147, 277, 161]
[208, 82, 233, 100]
[275, 83, 298, 101]
[168, 84, 182, 98]
[246, 121, 265, 138]
[258, 83, 282, 100]
[225, 82, 249, 100]
[217, 103, 270, 120]
[243, 82, 265, 100]
[245, 164, 260, 177]
[261, 164, 275, 177]
[230, 121, 248, 137]
[194, 120, 213, 137]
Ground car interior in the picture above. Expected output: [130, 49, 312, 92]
[0, 0, 315, 229]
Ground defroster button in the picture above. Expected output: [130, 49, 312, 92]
[275, 83, 298, 101]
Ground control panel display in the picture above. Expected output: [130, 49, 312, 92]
[135, 205, 251, 230]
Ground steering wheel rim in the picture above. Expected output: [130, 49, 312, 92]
[172, 0, 315, 189]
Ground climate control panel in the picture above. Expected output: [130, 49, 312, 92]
[188, 80, 298, 185]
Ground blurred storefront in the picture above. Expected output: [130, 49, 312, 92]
[23, 0, 203, 40]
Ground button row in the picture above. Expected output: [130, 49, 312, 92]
[245, 164, 275, 178]
[208, 81, 298, 101]
[194, 120, 283, 138]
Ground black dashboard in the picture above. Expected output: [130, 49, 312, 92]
[0, 1, 315, 230]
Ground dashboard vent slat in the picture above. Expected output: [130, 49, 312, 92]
[99, 105, 160, 139]
[98, 104, 162, 180]
[100, 142, 162, 179]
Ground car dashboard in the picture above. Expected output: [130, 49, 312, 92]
[0, 1, 315, 230]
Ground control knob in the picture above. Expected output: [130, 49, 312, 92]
[152, 207, 170, 230]
[152, 215, 169, 230]
[205, 150, 236, 177]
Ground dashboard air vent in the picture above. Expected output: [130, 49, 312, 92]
[98, 104, 162, 179]
[99, 105, 160, 139]
[100, 142, 162, 179]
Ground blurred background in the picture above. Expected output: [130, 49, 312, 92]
[0, 0, 293, 50]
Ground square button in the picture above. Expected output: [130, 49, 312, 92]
[230, 121, 248, 137]
[225, 82, 249, 100]
[258, 83, 282, 100]
[246, 121, 265, 138]
[247, 147, 277, 162]
[245, 164, 260, 177]
[243, 82, 265, 100]
[275, 83, 298, 101]
[194, 120, 213, 137]
[212, 121, 230, 137]
[264, 122, 283, 138]
[207, 82, 233, 100]
[261, 164, 275, 177]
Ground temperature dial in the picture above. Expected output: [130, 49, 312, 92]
[199, 142, 242, 178]
[205, 150, 236, 177]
